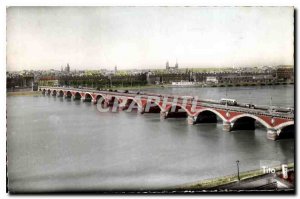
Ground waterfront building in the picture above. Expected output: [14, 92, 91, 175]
[38, 76, 59, 87]
[206, 76, 218, 84]
[171, 81, 195, 86]
[175, 60, 178, 69]
[166, 61, 170, 70]
[65, 63, 70, 73]
[166, 60, 179, 71]
[7, 74, 34, 91]
[276, 67, 294, 81]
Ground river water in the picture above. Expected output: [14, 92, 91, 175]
[7, 85, 294, 192]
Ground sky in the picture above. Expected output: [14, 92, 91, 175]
[6, 6, 294, 71]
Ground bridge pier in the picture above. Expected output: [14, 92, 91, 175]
[138, 107, 145, 114]
[267, 128, 278, 140]
[103, 101, 109, 108]
[138, 110, 145, 114]
[160, 111, 167, 119]
[118, 105, 127, 111]
[188, 116, 196, 125]
[223, 121, 232, 132]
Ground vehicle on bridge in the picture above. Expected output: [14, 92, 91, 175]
[244, 103, 256, 109]
[288, 108, 294, 114]
[254, 105, 269, 111]
[220, 98, 237, 106]
[272, 107, 294, 114]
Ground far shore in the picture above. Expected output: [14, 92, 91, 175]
[38, 82, 294, 91]
[7, 91, 42, 96]
[8, 82, 294, 96]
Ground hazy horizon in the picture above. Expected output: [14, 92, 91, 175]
[6, 64, 294, 73]
[7, 7, 294, 71]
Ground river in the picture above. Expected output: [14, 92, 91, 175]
[7, 85, 294, 192]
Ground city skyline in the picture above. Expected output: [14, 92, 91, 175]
[7, 7, 294, 71]
[7, 63, 293, 73]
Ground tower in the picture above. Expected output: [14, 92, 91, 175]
[166, 61, 170, 70]
[65, 63, 70, 73]
[175, 59, 178, 69]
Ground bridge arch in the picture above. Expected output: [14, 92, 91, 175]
[94, 94, 106, 104]
[143, 100, 163, 113]
[194, 108, 227, 123]
[130, 97, 143, 108]
[164, 104, 188, 118]
[52, 90, 57, 96]
[166, 103, 189, 113]
[107, 96, 122, 107]
[123, 97, 143, 111]
[66, 91, 72, 98]
[274, 121, 294, 131]
[229, 113, 272, 131]
[74, 92, 82, 100]
[83, 92, 93, 102]
[58, 90, 64, 97]
[277, 123, 294, 139]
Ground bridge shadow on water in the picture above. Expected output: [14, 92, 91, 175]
[139, 113, 162, 123]
[229, 122, 265, 143]
[229, 129, 256, 140]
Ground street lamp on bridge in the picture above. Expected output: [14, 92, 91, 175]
[236, 160, 240, 181]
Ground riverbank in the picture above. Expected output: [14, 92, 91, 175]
[7, 91, 42, 96]
[177, 163, 294, 190]
[91, 82, 294, 91]
[108, 84, 166, 90]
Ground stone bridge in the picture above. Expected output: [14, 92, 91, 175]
[39, 86, 294, 141]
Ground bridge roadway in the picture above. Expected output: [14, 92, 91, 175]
[39, 86, 294, 141]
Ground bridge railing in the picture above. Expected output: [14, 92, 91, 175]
[199, 102, 294, 119]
